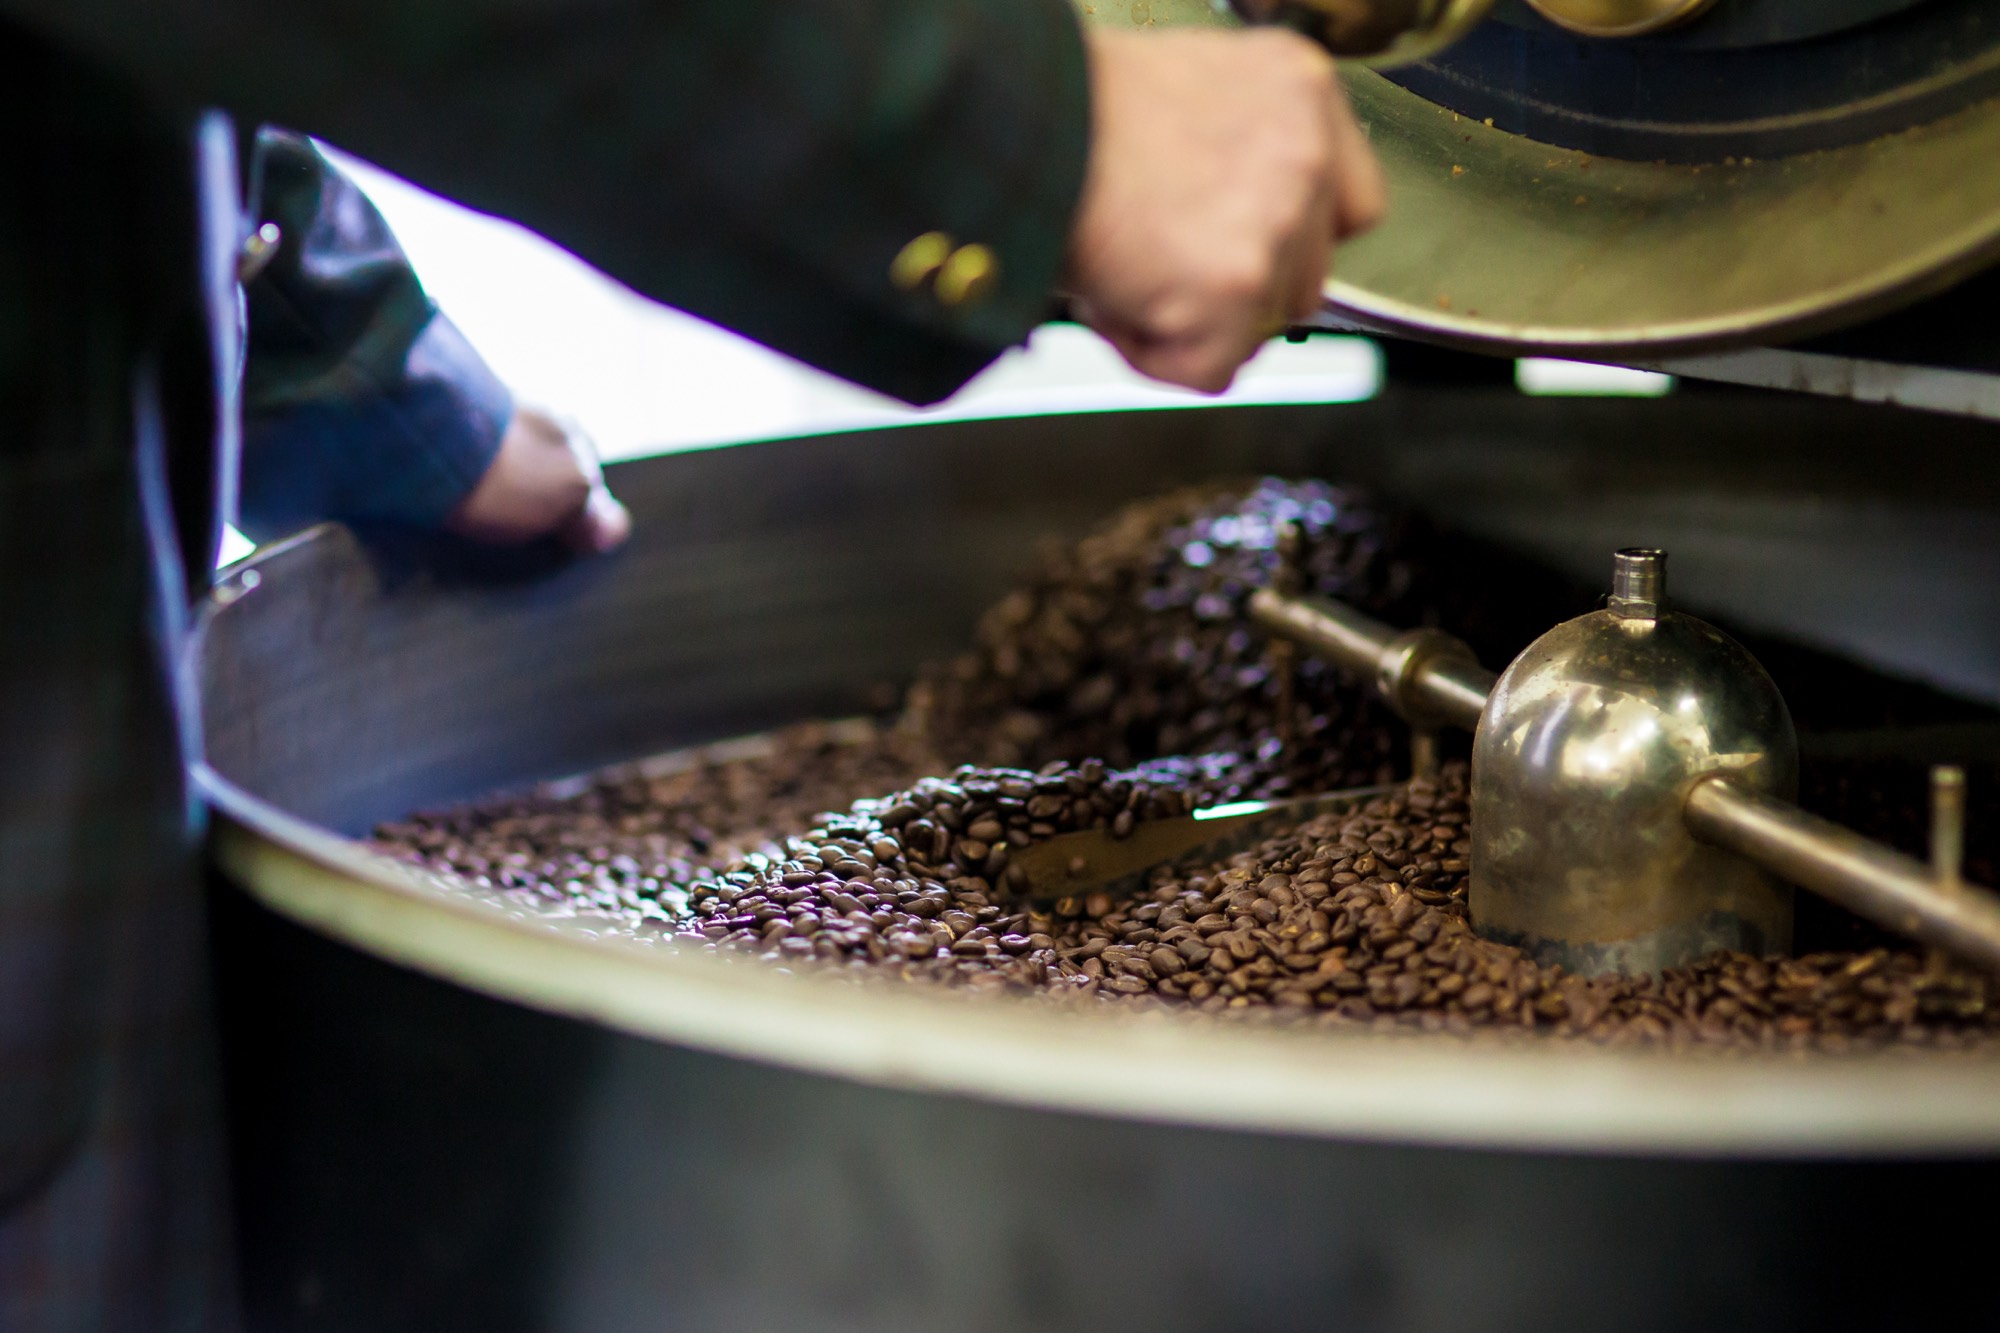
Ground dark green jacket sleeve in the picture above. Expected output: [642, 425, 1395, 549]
[3, 0, 1091, 404]
[239, 130, 516, 539]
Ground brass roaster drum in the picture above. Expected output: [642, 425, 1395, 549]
[1086, 0, 2000, 354]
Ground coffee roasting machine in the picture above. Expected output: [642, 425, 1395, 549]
[197, 4, 2000, 1330]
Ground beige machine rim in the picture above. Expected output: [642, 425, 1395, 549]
[1085, 0, 2000, 354]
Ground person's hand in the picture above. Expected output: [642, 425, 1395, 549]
[1063, 27, 1386, 393]
[444, 406, 631, 553]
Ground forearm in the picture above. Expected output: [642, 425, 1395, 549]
[5, 0, 1092, 402]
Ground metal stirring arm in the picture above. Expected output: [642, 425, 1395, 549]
[1686, 773, 2000, 975]
[1250, 585, 2000, 974]
[1006, 785, 1398, 902]
[1249, 588, 1492, 733]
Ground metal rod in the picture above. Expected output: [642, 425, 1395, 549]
[1271, 524, 1305, 751]
[1411, 730, 1440, 782]
[1410, 658, 1493, 733]
[1933, 765, 1967, 886]
[1272, 640, 1298, 750]
[1249, 587, 1395, 678]
[1254, 585, 2000, 974]
[1686, 775, 2000, 975]
[1247, 588, 1493, 732]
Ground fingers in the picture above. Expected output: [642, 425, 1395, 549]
[1123, 340, 1245, 395]
[1062, 28, 1387, 394]
[1082, 302, 1260, 395]
[552, 414, 632, 554]
[558, 484, 633, 555]
[1128, 157, 1333, 388]
[445, 406, 631, 552]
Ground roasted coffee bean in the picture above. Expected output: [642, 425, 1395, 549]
[376, 481, 2000, 1054]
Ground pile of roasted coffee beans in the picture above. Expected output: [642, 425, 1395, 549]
[662, 762, 2000, 1050]
[373, 719, 946, 925]
[676, 752, 1252, 989]
[904, 477, 1419, 790]
[374, 478, 2000, 1052]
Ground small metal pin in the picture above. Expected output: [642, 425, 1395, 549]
[1271, 523, 1305, 750]
[1932, 764, 1967, 887]
[1272, 521, 1306, 599]
[1607, 547, 1666, 620]
[1411, 730, 1440, 782]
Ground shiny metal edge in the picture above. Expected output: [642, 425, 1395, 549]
[1322, 74, 2000, 354]
[197, 762, 2000, 1158]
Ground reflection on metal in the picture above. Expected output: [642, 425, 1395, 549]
[1523, 0, 1718, 39]
[1220, 0, 1493, 65]
[1079, 0, 2000, 355]
[1470, 551, 1798, 976]
[1516, 358, 1675, 397]
[1006, 786, 1393, 899]
[1637, 348, 2000, 421]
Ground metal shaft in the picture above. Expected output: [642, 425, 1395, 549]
[1403, 659, 1493, 734]
[1686, 775, 2000, 975]
[1247, 589, 1492, 732]
[1253, 585, 2000, 974]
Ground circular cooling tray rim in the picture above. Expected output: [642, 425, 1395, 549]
[200, 765, 2000, 1159]
[1088, 0, 2000, 354]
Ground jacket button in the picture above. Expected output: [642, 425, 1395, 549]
[936, 243, 999, 308]
[890, 231, 954, 292]
[238, 221, 283, 283]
